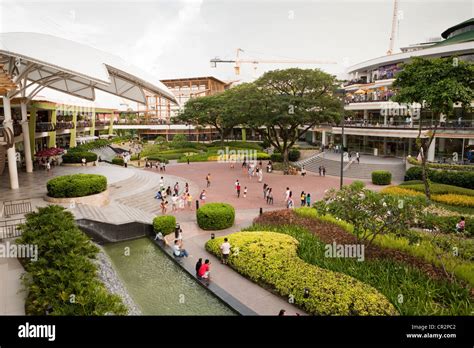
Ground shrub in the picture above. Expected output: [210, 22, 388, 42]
[111, 157, 124, 166]
[270, 152, 283, 162]
[418, 213, 474, 237]
[70, 139, 110, 152]
[405, 167, 474, 189]
[372, 170, 392, 185]
[381, 186, 425, 197]
[288, 149, 301, 162]
[152, 215, 176, 235]
[206, 232, 398, 315]
[408, 157, 474, 172]
[62, 151, 97, 164]
[47, 174, 107, 198]
[197, 203, 235, 230]
[16, 205, 126, 315]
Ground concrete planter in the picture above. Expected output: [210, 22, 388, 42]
[45, 189, 109, 207]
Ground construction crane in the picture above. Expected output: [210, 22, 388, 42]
[210, 48, 337, 75]
[387, 0, 399, 55]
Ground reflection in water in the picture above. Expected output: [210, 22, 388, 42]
[104, 238, 235, 315]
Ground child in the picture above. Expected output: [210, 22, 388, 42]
[456, 216, 466, 233]
[306, 193, 311, 207]
[243, 186, 247, 198]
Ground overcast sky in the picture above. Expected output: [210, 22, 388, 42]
[0, 0, 472, 107]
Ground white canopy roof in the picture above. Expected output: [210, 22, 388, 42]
[0, 32, 177, 105]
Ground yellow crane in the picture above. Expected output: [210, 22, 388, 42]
[387, 0, 399, 55]
[210, 48, 337, 75]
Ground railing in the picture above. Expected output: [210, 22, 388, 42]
[340, 120, 474, 130]
[36, 122, 55, 132]
[345, 96, 393, 104]
[3, 200, 32, 218]
[76, 120, 92, 128]
[55, 121, 74, 130]
[0, 218, 25, 240]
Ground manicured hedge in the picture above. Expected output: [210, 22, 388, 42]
[71, 139, 110, 152]
[418, 214, 474, 236]
[111, 157, 124, 166]
[197, 203, 235, 230]
[153, 215, 176, 236]
[206, 232, 398, 315]
[62, 151, 97, 164]
[372, 170, 392, 185]
[270, 152, 283, 162]
[289, 149, 301, 162]
[405, 166, 474, 189]
[401, 183, 474, 197]
[407, 157, 474, 172]
[16, 205, 126, 315]
[47, 174, 107, 198]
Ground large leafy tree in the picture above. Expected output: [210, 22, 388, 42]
[177, 93, 239, 144]
[392, 57, 474, 198]
[240, 68, 343, 167]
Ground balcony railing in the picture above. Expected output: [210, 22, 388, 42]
[340, 120, 474, 130]
[76, 120, 91, 128]
[36, 122, 55, 132]
[95, 120, 110, 126]
[55, 121, 74, 130]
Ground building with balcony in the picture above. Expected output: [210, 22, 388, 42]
[310, 18, 474, 163]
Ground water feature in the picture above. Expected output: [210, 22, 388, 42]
[103, 238, 235, 315]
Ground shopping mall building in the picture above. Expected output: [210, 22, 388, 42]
[310, 18, 474, 162]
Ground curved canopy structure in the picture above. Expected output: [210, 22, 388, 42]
[0, 32, 177, 104]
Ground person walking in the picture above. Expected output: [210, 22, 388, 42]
[322, 166, 326, 176]
[235, 180, 241, 198]
[263, 183, 268, 199]
[220, 238, 231, 265]
[267, 188, 273, 205]
[243, 186, 248, 198]
[186, 193, 193, 209]
[174, 182, 179, 195]
[356, 152, 360, 164]
[258, 168, 263, 183]
[159, 177, 164, 189]
[199, 190, 207, 205]
[306, 193, 311, 207]
[300, 191, 306, 207]
[285, 187, 291, 203]
[301, 165, 306, 177]
[318, 166, 322, 176]
[171, 194, 178, 212]
[206, 173, 211, 188]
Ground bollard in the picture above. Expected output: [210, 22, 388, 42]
[259, 207, 263, 216]
[196, 200, 199, 210]
[211, 233, 215, 239]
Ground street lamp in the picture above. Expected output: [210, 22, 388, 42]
[340, 116, 345, 189]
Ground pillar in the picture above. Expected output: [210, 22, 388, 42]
[438, 138, 446, 153]
[321, 130, 327, 146]
[70, 111, 77, 148]
[383, 113, 388, 126]
[427, 138, 436, 162]
[383, 137, 388, 155]
[311, 131, 316, 143]
[90, 110, 96, 136]
[2, 96, 19, 189]
[108, 115, 114, 135]
[342, 134, 347, 147]
[241, 128, 246, 142]
[363, 109, 368, 121]
[29, 107, 36, 155]
[20, 102, 33, 173]
[48, 109, 57, 148]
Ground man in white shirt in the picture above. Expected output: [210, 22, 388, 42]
[220, 238, 231, 265]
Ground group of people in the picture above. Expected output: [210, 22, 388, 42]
[145, 160, 166, 171]
[318, 166, 327, 176]
[241, 160, 264, 182]
[194, 238, 232, 283]
[154, 177, 193, 214]
[263, 183, 274, 204]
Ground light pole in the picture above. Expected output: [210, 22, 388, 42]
[340, 117, 345, 189]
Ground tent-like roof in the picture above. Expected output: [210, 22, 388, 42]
[0, 32, 177, 105]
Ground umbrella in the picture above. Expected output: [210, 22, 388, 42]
[354, 89, 366, 94]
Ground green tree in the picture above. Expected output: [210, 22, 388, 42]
[392, 57, 474, 198]
[237, 68, 343, 168]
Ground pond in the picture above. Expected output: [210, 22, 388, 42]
[103, 238, 235, 315]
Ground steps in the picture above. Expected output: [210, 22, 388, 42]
[295, 153, 406, 181]
[92, 146, 119, 162]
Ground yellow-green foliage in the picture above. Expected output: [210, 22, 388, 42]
[206, 232, 398, 316]
[432, 194, 474, 208]
[381, 186, 425, 197]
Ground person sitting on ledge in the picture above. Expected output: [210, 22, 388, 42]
[173, 240, 189, 258]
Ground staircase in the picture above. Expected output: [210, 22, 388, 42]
[295, 153, 406, 181]
[91, 145, 119, 163]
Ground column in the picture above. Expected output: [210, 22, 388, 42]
[48, 109, 57, 148]
[20, 102, 33, 173]
[2, 96, 19, 189]
[70, 111, 77, 148]
[383, 137, 388, 155]
[427, 138, 436, 162]
[438, 138, 445, 153]
[311, 131, 316, 143]
[29, 107, 36, 156]
[363, 109, 368, 121]
[241, 128, 246, 142]
[108, 114, 114, 135]
[342, 134, 347, 147]
[321, 130, 327, 146]
[90, 110, 96, 136]
[383, 113, 388, 126]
